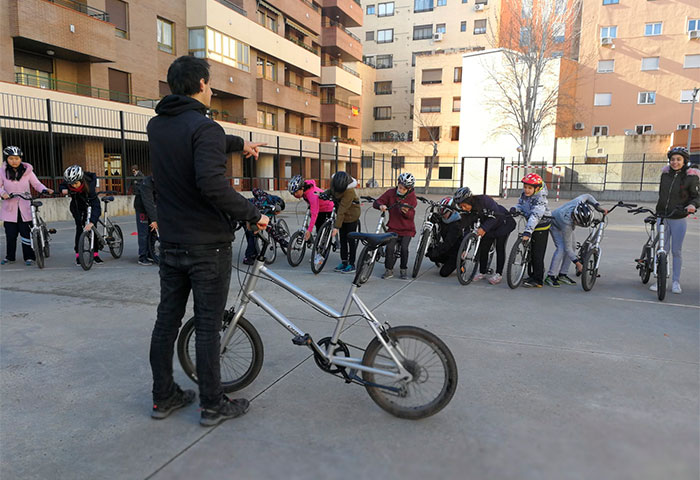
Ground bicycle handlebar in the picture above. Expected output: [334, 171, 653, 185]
[627, 206, 685, 219]
[8, 192, 58, 201]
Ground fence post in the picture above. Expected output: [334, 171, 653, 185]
[603, 154, 609, 192]
[570, 156, 575, 191]
[372, 151, 375, 185]
[499, 157, 505, 197]
[382, 154, 385, 188]
[275, 135, 280, 191]
[318, 142, 322, 186]
[639, 153, 646, 191]
[46, 99, 58, 183]
[119, 111, 127, 194]
[482, 157, 488, 195]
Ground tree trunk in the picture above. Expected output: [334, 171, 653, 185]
[423, 143, 439, 193]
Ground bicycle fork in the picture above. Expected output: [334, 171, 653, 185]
[654, 222, 666, 277]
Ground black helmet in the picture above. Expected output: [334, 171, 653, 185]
[572, 202, 593, 227]
[331, 171, 352, 194]
[453, 186, 473, 205]
[667, 146, 689, 164]
[3, 146, 23, 160]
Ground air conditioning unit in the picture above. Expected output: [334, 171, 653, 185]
[474, 4, 484, 11]
[574, 122, 584, 130]
[624, 129, 635, 135]
[689, 30, 700, 39]
[601, 37, 614, 46]
[433, 32, 443, 41]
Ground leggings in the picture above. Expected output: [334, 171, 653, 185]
[479, 235, 508, 275]
[339, 220, 359, 266]
[385, 235, 411, 270]
[3, 210, 34, 261]
[528, 228, 549, 283]
[660, 217, 687, 283]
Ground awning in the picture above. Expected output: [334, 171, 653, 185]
[285, 17, 317, 40]
[257, 0, 283, 18]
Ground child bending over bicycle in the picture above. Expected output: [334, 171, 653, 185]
[326, 171, 361, 274]
[373, 172, 417, 280]
[59, 165, 103, 265]
[243, 187, 286, 264]
[545, 194, 607, 288]
[453, 186, 516, 285]
[427, 197, 469, 277]
[510, 173, 551, 288]
[288, 175, 334, 242]
[1, 146, 54, 266]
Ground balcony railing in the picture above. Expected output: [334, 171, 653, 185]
[321, 60, 360, 77]
[16, 73, 159, 109]
[285, 127, 320, 137]
[285, 36, 320, 55]
[321, 98, 359, 110]
[47, 0, 109, 22]
[322, 19, 361, 42]
[320, 135, 358, 144]
[214, 0, 247, 16]
[284, 81, 319, 96]
[301, 0, 320, 12]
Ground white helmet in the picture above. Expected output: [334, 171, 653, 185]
[288, 174, 304, 194]
[63, 165, 84, 183]
[397, 172, 415, 188]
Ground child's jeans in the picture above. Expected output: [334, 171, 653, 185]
[547, 224, 576, 277]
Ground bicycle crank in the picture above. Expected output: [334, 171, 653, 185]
[313, 337, 350, 375]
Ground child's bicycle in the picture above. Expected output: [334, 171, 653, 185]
[456, 216, 496, 286]
[310, 192, 339, 274]
[254, 207, 290, 265]
[411, 196, 445, 278]
[8, 192, 57, 269]
[286, 205, 312, 267]
[505, 212, 552, 289]
[77, 191, 124, 270]
[176, 229, 458, 419]
[627, 206, 684, 301]
[574, 201, 637, 291]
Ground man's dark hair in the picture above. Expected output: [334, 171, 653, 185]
[167, 56, 210, 96]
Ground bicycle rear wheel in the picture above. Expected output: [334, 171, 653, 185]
[656, 252, 667, 301]
[581, 247, 599, 291]
[506, 238, 529, 289]
[286, 231, 306, 267]
[32, 230, 44, 269]
[108, 224, 124, 259]
[485, 242, 496, 274]
[456, 233, 479, 285]
[41, 224, 51, 258]
[638, 245, 652, 284]
[362, 326, 458, 420]
[78, 230, 94, 271]
[311, 221, 333, 274]
[357, 245, 377, 284]
[177, 315, 264, 393]
[411, 229, 431, 278]
[148, 230, 160, 264]
[275, 219, 291, 255]
[256, 234, 277, 264]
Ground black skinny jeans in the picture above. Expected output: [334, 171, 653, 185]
[385, 235, 411, 270]
[339, 220, 359, 266]
[3, 210, 34, 261]
[478, 217, 516, 275]
[149, 242, 232, 408]
[528, 228, 549, 283]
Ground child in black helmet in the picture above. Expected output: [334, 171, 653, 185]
[325, 171, 361, 273]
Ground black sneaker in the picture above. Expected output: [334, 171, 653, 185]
[522, 278, 543, 288]
[200, 396, 250, 427]
[242, 257, 255, 266]
[152, 387, 196, 419]
[93, 256, 104, 264]
[75, 256, 80, 265]
[544, 275, 560, 287]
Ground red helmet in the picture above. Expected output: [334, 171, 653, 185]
[438, 196, 454, 216]
[522, 173, 544, 186]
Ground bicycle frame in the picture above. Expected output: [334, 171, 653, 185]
[578, 218, 606, 270]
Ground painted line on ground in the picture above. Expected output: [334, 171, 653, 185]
[607, 296, 700, 310]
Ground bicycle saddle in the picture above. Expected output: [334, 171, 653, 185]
[102, 196, 115, 203]
[31, 200, 42, 207]
[644, 215, 656, 224]
[348, 232, 397, 247]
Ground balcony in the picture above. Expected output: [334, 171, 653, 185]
[320, 99, 361, 129]
[321, 0, 363, 28]
[320, 63, 362, 95]
[207, 60, 256, 99]
[321, 20, 362, 62]
[268, 0, 321, 34]
[257, 78, 320, 117]
[10, 0, 116, 62]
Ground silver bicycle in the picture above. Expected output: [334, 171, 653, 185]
[177, 230, 458, 419]
[9, 192, 56, 269]
[77, 191, 123, 270]
[456, 216, 496, 286]
[286, 206, 312, 267]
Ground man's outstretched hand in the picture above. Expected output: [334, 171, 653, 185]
[243, 141, 266, 159]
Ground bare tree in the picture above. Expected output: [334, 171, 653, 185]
[412, 107, 441, 193]
[485, 0, 582, 166]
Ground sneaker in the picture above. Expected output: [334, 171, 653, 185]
[672, 282, 682, 294]
[557, 274, 576, 285]
[382, 269, 394, 279]
[138, 259, 153, 266]
[341, 264, 356, 274]
[649, 283, 658, 292]
[151, 387, 196, 420]
[75, 255, 80, 265]
[200, 396, 250, 427]
[400, 269, 408, 280]
[334, 262, 347, 272]
[472, 273, 486, 282]
[25, 259, 34, 266]
[488, 273, 502, 285]
[93, 256, 104, 264]
[522, 278, 543, 288]
[0, 259, 15, 265]
[242, 256, 255, 266]
[544, 275, 560, 287]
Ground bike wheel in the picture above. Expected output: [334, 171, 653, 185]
[31, 230, 44, 269]
[276, 219, 291, 255]
[286, 231, 306, 267]
[639, 245, 652, 284]
[177, 314, 264, 393]
[256, 234, 277, 264]
[357, 245, 377, 284]
[581, 247, 599, 292]
[311, 222, 332, 274]
[656, 252, 667, 301]
[78, 230, 94, 271]
[362, 326, 458, 420]
[485, 242, 496, 274]
[411, 229, 431, 278]
[456, 233, 479, 285]
[148, 230, 160, 265]
[108, 224, 124, 259]
[41, 225, 50, 258]
[506, 238, 528, 289]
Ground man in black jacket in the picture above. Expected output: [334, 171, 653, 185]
[148, 55, 268, 427]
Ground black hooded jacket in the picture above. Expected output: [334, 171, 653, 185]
[58, 171, 101, 224]
[147, 95, 260, 244]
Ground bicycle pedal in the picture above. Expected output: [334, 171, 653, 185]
[292, 333, 312, 346]
[105, 236, 115, 242]
[48, 229, 57, 234]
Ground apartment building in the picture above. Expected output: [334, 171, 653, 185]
[0, 0, 364, 188]
[572, 0, 700, 137]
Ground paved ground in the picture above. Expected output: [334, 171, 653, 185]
[1, 195, 698, 480]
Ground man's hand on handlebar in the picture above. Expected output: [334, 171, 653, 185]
[1, 193, 8, 200]
[379, 205, 388, 212]
[686, 205, 697, 214]
[84, 222, 94, 232]
[253, 214, 269, 233]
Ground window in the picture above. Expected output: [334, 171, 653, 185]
[644, 22, 662, 36]
[438, 167, 453, 180]
[108, 68, 130, 103]
[362, 155, 373, 168]
[461, 21, 467, 32]
[105, 0, 128, 38]
[419, 126, 440, 141]
[410, 105, 414, 118]
[474, 19, 487, 35]
[451, 126, 460, 140]
[413, 25, 433, 40]
[681, 90, 697, 103]
[424, 156, 440, 167]
[689, 19, 700, 32]
[641, 57, 659, 71]
[410, 79, 415, 93]
[454, 67, 462, 82]
[437, 0, 447, 5]
[156, 17, 174, 53]
[391, 156, 405, 169]
[421, 68, 442, 84]
[363, 55, 375, 66]
[257, 109, 277, 130]
[592, 126, 608, 136]
[190, 28, 250, 72]
[158, 81, 171, 97]
[256, 7, 278, 32]
[522, 0, 532, 18]
[462, 0, 467, 3]
[14, 65, 51, 89]
[635, 124, 653, 134]
[452, 97, 461, 112]
[414, 0, 434, 12]
[602, 0, 618, 4]
[366, 4, 375, 14]
[374, 81, 392, 94]
[638, 92, 656, 104]
[376, 54, 393, 68]
[520, 27, 530, 46]
[600, 26, 617, 38]
[377, 29, 394, 43]
[684, 55, 700, 68]
[378, 2, 395, 16]
[594, 93, 612, 106]
[555, 0, 566, 14]
[597, 59, 614, 73]
[374, 106, 392, 120]
[553, 22, 565, 43]
[436, 23, 446, 33]
[257, 56, 277, 81]
[421, 98, 441, 112]
[678, 123, 697, 130]
[366, 31, 374, 41]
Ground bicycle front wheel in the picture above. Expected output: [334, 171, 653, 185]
[108, 224, 124, 259]
[581, 247, 599, 292]
[78, 230, 94, 270]
[506, 238, 528, 289]
[276, 219, 291, 255]
[41, 224, 51, 258]
[357, 245, 377, 284]
[256, 234, 277, 264]
[456, 233, 479, 285]
[638, 245, 652, 284]
[148, 230, 160, 265]
[362, 326, 458, 420]
[411, 229, 431, 278]
[32, 230, 44, 269]
[311, 221, 333, 274]
[656, 252, 667, 301]
[177, 315, 264, 393]
[286, 231, 306, 267]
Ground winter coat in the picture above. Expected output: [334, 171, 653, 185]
[0, 162, 49, 223]
[655, 165, 700, 219]
[147, 95, 260, 244]
[302, 179, 334, 233]
[512, 185, 551, 235]
[373, 187, 417, 237]
[552, 194, 603, 230]
[428, 214, 469, 260]
[139, 176, 157, 222]
[326, 179, 361, 228]
[58, 171, 101, 224]
[462, 195, 513, 236]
